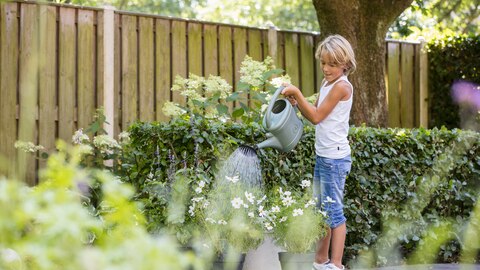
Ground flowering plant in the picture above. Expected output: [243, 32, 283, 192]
[188, 173, 267, 254]
[15, 108, 129, 173]
[162, 55, 290, 124]
[266, 179, 328, 253]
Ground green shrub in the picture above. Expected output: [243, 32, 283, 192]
[427, 35, 480, 129]
[120, 119, 480, 265]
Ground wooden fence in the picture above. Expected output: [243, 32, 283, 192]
[0, 1, 427, 184]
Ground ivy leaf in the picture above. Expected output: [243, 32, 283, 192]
[232, 108, 245, 118]
[216, 104, 229, 115]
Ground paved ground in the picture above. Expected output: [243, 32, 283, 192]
[372, 265, 480, 270]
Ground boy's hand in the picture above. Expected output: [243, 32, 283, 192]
[281, 83, 299, 107]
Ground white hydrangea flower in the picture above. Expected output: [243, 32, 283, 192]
[269, 75, 291, 88]
[162, 101, 186, 117]
[204, 75, 232, 99]
[14, 141, 45, 153]
[198, 181, 205, 188]
[264, 222, 273, 231]
[72, 128, 90, 144]
[93, 135, 120, 155]
[118, 131, 130, 144]
[195, 187, 202, 194]
[279, 216, 287, 223]
[239, 56, 268, 88]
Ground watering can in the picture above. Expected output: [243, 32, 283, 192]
[256, 86, 304, 152]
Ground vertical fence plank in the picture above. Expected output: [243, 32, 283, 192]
[188, 22, 203, 76]
[121, 15, 138, 129]
[113, 13, 121, 134]
[155, 18, 170, 122]
[77, 9, 96, 129]
[248, 29, 262, 61]
[171, 20, 187, 105]
[266, 26, 277, 67]
[401, 43, 415, 128]
[138, 16, 154, 121]
[234, 27, 247, 108]
[203, 24, 218, 77]
[204, 24, 218, 77]
[387, 42, 400, 127]
[300, 34, 315, 97]
[218, 26, 233, 111]
[97, 9, 105, 128]
[18, 3, 39, 185]
[58, 7, 77, 142]
[418, 39, 428, 127]
[0, 2, 18, 179]
[38, 5, 57, 175]
[284, 32, 300, 86]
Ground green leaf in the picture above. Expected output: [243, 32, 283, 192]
[232, 108, 245, 118]
[216, 104, 229, 115]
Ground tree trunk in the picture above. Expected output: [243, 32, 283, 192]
[312, 0, 413, 127]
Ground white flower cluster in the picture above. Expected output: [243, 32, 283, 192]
[162, 101, 186, 117]
[172, 74, 204, 101]
[239, 56, 273, 88]
[269, 75, 291, 88]
[72, 128, 90, 144]
[14, 141, 44, 153]
[300, 180, 311, 189]
[93, 135, 120, 155]
[278, 187, 295, 207]
[204, 75, 232, 99]
[188, 196, 209, 217]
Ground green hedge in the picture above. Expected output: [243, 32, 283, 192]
[120, 118, 480, 264]
[427, 35, 480, 129]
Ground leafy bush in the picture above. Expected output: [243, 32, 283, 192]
[0, 142, 198, 270]
[120, 119, 480, 265]
[427, 35, 480, 129]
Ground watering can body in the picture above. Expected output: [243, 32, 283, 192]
[257, 86, 303, 152]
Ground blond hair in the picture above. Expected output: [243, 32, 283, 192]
[315, 35, 356, 75]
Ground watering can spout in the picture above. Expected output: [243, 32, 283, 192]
[256, 136, 282, 151]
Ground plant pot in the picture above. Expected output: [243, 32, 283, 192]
[213, 253, 246, 270]
[278, 252, 315, 270]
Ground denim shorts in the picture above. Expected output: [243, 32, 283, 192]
[313, 155, 351, 228]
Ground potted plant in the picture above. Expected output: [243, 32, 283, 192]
[267, 180, 328, 270]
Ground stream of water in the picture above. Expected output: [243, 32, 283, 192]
[220, 146, 263, 187]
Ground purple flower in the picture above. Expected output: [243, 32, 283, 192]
[451, 80, 480, 110]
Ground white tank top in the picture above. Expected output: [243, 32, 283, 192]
[315, 75, 353, 159]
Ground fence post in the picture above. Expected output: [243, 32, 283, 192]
[103, 5, 115, 137]
[267, 24, 278, 65]
[418, 37, 429, 128]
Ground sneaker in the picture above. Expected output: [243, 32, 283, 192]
[312, 260, 330, 270]
[326, 263, 345, 270]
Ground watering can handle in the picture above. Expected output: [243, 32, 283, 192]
[265, 85, 286, 129]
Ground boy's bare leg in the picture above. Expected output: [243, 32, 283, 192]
[315, 228, 331, 264]
[330, 223, 346, 268]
